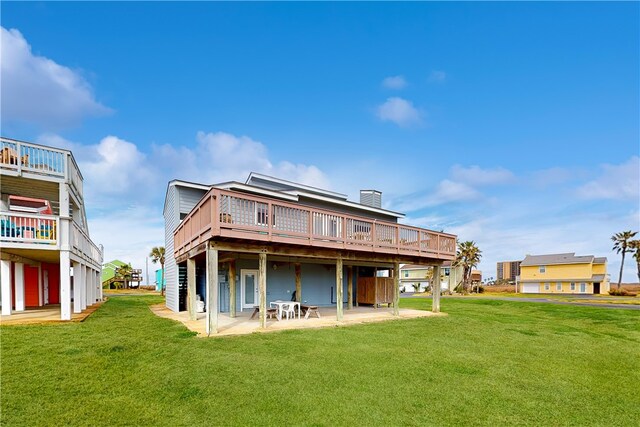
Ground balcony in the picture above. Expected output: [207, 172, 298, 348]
[0, 138, 83, 200]
[174, 189, 456, 262]
[0, 211, 59, 248]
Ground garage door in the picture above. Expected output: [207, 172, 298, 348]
[522, 283, 539, 293]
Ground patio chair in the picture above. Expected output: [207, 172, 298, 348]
[281, 303, 296, 320]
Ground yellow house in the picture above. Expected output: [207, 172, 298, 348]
[519, 253, 610, 295]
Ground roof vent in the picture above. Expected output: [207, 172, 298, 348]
[360, 190, 382, 208]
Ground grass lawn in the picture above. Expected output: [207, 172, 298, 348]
[1, 297, 639, 426]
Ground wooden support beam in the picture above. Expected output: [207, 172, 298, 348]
[355, 267, 359, 307]
[393, 262, 400, 316]
[206, 245, 218, 335]
[294, 263, 301, 302]
[432, 264, 442, 313]
[229, 259, 237, 318]
[336, 258, 343, 321]
[347, 266, 353, 310]
[374, 267, 378, 309]
[187, 257, 197, 321]
[258, 252, 267, 328]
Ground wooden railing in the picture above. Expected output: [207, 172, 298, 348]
[0, 138, 83, 199]
[174, 189, 457, 260]
[0, 211, 58, 246]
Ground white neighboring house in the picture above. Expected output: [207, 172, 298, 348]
[400, 263, 461, 292]
[0, 137, 104, 320]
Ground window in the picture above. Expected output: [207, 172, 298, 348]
[539, 265, 546, 273]
[544, 283, 550, 291]
[580, 283, 586, 293]
[403, 271, 409, 278]
[556, 283, 562, 291]
[570, 282, 576, 291]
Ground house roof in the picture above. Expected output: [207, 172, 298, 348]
[520, 253, 597, 267]
[101, 259, 128, 282]
[163, 180, 211, 215]
[400, 264, 430, 270]
[246, 172, 348, 200]
[593, 257, 607, 264]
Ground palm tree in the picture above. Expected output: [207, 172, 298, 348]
[149, 246, 166, 296]
[628, 239, 640, 283]
[115, 264, 133, 289]
[453, 241, 482, 293]
[611, 231, 638, 290]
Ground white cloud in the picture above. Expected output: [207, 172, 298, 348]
[428, 70, 446, 83]
[424, 180, 481, 206]
[577, 156, 640, 201]
[1, 27, 111, 128]
[376, 97, 423, 127]
[381, 75, 407, 89]
[450, 165, 515, 186]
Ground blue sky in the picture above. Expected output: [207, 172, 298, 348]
[2, 2, 639, 282]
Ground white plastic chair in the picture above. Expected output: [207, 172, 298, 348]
[281, 303, 296, 320]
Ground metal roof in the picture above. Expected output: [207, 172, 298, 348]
[521, 253, 596, 266]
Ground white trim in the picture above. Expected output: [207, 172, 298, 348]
[240, 269, 259, 309]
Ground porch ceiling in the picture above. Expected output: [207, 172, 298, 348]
[0, 248, 60, 264]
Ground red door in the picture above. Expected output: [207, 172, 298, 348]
[24, 265, 39, 307]
[42, 263, 60, 304]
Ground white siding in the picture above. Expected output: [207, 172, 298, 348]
[164, 183, 209, 312]
[164, 185, 179, 312]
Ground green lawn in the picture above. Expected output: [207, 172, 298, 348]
[1, 297, 639, 426]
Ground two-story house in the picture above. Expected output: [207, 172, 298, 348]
[1, 137, 103, 320]
[165, 173, 457, 335]
[519, 253, 610, 294]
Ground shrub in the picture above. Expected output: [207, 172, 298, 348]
[609, 288, 629, 296]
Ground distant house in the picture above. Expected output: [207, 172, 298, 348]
[519, 253, 610, 294]
[101, 259, 142, 289]
[155, 268, 165, 292]
[164, 173, 457, 334]
[1, 137, 103, 320]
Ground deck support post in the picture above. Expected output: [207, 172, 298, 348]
[60, 251, 71, 320]
[336, 258, 343, 321]
[73, 263, 82, 314]
[81, 264, 87, 310]
[229, 259, 236, 318]
[347, 266, 353, 310]
[187, 257, 196, 321]
[432, 265, 442, 313]
[355, 267, 359, 307]
[294, 263, 301, 302]
[1, 260, 12, 316]
[258, 252, 267, 328]
[14, 263, 25, 312]
[206, 244, 218, 335]
[393, 262, 400, 316]
[374, 267, 378, 309]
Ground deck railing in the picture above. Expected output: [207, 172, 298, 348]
[174, 189, 457, 260]
[0, 211, 58, 246]
[0, 138, 83, 199]
[71, 221, 103, 263]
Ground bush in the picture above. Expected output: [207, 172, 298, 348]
[609, 288, 629, 296]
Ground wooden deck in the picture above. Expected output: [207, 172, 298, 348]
[174, 188, 456, 263]
[150, 304, 446, 337]
[0, 301, 104, 326]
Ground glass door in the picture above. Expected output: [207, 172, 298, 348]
[241, 269, 259, 309]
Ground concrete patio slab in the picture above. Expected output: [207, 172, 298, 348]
[150, 304, 446, 337]
[0, 300, 105, 326]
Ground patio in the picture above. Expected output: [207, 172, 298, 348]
[149, 304, 446, 337]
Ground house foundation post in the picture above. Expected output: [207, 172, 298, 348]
[294, 263, 301, 302]
[336, 258, 343, 321]
[14, 263, 25, 312]
[432, 264, 442, 313]
[60, 251, 71, 320]
[73, 263, 82, 314]
[1, 260, 12, 316]
[206, 244, 219, 335]
[229, 259, 236, 318]
[347, 266, 353, 310]
[258, 252, 267, 328]
[80, 264, 87, 311]
[187, 257, 196, 321]
[393, 262, 400, 316]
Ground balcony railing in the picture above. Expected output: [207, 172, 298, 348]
[71, 222, 103, 264]
[0, 211, 58, 246]
[174, 189, 457, 260]
[0, 138, 83, 199]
